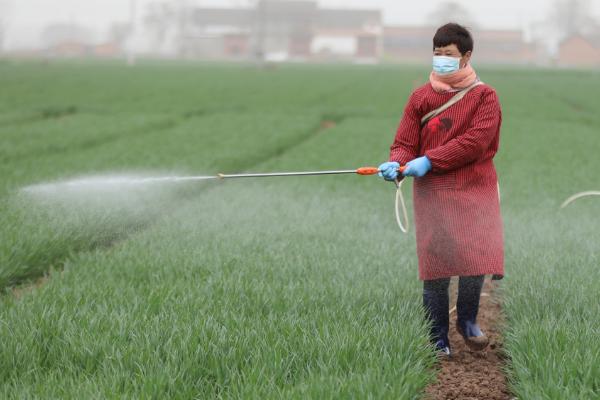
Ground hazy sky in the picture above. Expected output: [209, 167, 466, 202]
[3, 0, 600, 49]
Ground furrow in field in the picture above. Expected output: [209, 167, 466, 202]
[0, 115, 180, 164]
[0, 105, 80, 129]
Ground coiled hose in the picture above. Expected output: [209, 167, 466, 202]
[394, 179, 409, 233]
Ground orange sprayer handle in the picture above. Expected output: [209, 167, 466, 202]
[356, 167, 380, 175]
[356, 166, 406, 176]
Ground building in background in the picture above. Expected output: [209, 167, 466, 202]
[311, 8, 382, 63]
[383, 26, 431, 64]
[475, 30, 536, 65]
[557, 34, 600, 67]
[180, 0, 382, 62]
[384, 26, 536, 65]
[37, 22, 122, 58]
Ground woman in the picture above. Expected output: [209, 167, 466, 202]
[378, 23, 504, 356]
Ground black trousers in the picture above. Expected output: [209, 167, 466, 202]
[422, 275, 485, 343]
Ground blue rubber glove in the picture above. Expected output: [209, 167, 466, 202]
[378, 161, 400, 181]
[402, 156, 432, 178]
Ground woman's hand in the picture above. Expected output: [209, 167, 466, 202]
[378, 161, 400, 181]
[402, 156, 432, 178]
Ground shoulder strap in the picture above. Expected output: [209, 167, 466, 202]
[421, 81, 484, 126]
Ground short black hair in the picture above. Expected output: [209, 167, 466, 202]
[433, 23, 473, 55]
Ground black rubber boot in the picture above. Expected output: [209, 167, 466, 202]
[423, 278, 451, 356]
[456, 275, 489, 351]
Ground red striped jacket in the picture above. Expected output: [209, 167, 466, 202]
[389, 83, 504, 280]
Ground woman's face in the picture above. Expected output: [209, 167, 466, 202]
[433, 44, 472, 68]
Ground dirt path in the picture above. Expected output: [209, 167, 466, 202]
[425, 278, 512, 400]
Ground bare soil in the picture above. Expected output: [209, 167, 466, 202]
[425, 278, 512, 400]
[319, 120, 337, 130]
[11, 273, 52, 300]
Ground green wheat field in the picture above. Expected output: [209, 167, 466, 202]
[1, 60, 599, 399]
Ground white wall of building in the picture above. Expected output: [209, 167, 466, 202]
[311, 35, 356, 55]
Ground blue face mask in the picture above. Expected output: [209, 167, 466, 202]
[432, 56, 461, 75]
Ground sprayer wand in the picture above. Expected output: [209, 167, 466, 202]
[216, 166, 406, 179]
